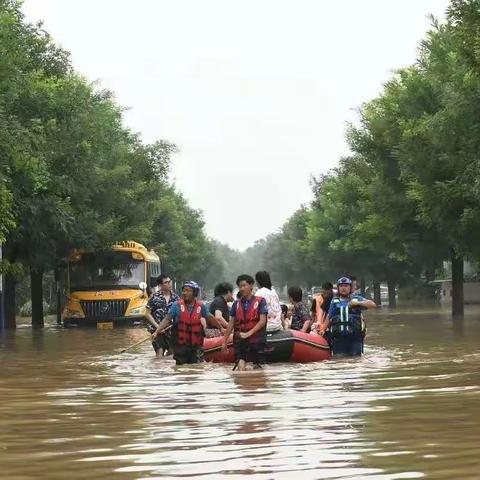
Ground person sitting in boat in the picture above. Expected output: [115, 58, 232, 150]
[311, 282, 334, 336]
[325, 276, 376, 356]
[287, 286, 312, 333]
[152, 281, 221, 365]
[255, 271, 283, 333]
[205, 282, 234, 338]
[280, 304, 290, 330]
[223, 274, 268, 371]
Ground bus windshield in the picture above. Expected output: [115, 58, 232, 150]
[69, 251, 145, 291]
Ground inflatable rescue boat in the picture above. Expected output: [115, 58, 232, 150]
[204, 330, 331, 363]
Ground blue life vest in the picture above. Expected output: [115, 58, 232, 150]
[329, 296, 365, 338]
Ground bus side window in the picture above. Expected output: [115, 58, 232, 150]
[147, 262, 153, 288]
[148, 262, 160, 287]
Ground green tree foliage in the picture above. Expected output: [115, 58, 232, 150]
[0, 1, 219, 325]
[149, 185, 221, 287]
[235, 1, 480, 315]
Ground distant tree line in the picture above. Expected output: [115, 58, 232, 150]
[0, 0, 222, 327]
[3, 0, 480, 324]
[227, 1, 480, 316]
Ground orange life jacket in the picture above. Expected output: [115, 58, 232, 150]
[176, 299, 204, 346]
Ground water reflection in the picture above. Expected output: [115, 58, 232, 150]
[0, 309, 479, 478]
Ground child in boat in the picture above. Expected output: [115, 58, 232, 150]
[223, 274, 268, 371]
[287, 286, 312, 332]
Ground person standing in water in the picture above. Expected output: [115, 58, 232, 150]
[223, 274, 268, 371]
[255, 271, 282, 333]
[152, 281, 222, 365]
[325, 277, 376, 356]
[145, 274, 179, 358]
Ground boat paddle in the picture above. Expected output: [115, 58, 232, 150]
[119, 325, 172, 353]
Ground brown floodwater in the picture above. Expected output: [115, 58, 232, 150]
[1, 306, 479, 479]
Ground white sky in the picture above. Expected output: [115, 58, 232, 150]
[22, 0, 449, 250]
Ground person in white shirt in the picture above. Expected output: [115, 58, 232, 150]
[254, 271, 283, 332]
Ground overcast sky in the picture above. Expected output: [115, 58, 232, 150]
[22, 0, 449, 250]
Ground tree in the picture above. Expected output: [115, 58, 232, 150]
[1, 2, 178, 326]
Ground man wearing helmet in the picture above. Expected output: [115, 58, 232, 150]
[152, 281, 222, 365]
[325, 276, 376, 356]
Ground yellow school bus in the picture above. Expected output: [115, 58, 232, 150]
[62, 241, 161, 328]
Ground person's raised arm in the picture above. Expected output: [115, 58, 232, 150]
[361, 299, 376, 309]
[350, 297, 376, 309]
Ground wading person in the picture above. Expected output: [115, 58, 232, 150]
[325, 277, 376, 356]
[205, 282, 234, 338]
[287, 286, 311, 332]
[255, 271, 282, 333]
[145, 274, 179, 358]
[223, 274, 268, 371]
[152, 281, 221, 365]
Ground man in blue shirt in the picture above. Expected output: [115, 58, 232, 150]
[152, 281, 222, 365]
[326, 276, 376, 356]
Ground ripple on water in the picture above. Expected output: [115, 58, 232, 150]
[1, 313, 480, 479]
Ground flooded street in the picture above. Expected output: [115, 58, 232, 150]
[1, 307, 480, 479]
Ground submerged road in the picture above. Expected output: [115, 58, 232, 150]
[1, 307, 479, 479]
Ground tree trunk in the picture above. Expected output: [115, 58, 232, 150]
[30, 267, 44, 328]
[360, 277, 366, 296]
[373, 280, 382, 306]
[4, 272, 16, 329]
[451, 248, 464, 317]
[387, 278, 397, 309]
[54, 268, 62, 325]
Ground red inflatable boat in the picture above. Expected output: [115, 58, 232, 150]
[204, 330, 331, 363]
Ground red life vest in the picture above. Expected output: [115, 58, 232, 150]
[234, 296, 265, 342]
[176, 299, 204, 346]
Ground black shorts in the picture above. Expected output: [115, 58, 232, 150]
[172, 344, 204, 365]
[234, 340, 265, 365]
[151, 332, 170, 354]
